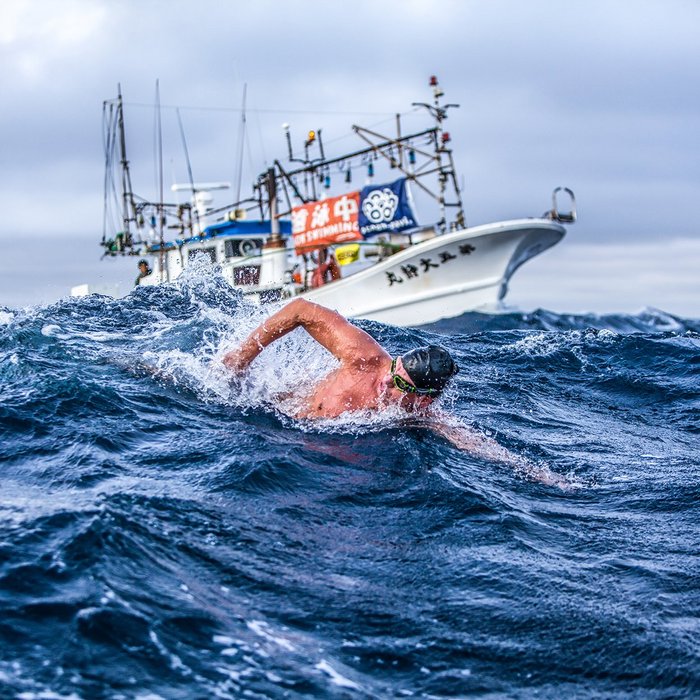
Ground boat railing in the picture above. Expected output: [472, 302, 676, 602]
[544, 187, 577, 223]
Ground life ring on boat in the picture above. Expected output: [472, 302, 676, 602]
[239, 239, 258, 257]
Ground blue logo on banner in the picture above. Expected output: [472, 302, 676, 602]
[359, 178, 417, 237]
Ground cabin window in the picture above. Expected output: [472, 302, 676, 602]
[225, 238, 264, 258]
[233, 265, 260, 286]
[188, 247, 217, 264]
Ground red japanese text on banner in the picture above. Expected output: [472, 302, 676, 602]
[292, 192, 362, 253]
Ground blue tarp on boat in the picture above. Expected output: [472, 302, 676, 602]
[148, 219, 292, 251]
[204, 220, 292, 237]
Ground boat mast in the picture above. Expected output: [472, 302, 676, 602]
[253, 166, 287, 290]
[116, 84, 137, 246]
[154, 80, 168, 282]
[396, 113, 404, 169]
[266, 167, 280, 241]
[234, 84, 247, 207]
[176, 107, 200, 233]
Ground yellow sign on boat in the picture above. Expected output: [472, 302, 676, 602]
[335, 243, 360, 266]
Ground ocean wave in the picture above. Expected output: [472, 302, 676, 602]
[1, 269, 699, 697]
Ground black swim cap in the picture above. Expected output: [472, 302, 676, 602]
[400, 345, 458, 393]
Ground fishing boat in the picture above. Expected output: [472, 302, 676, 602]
[72, 77, 576, 326]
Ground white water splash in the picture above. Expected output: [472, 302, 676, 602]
[315, 659, 362, 690]
[246, 620, 297, 652]
[40, 324, 62, 337]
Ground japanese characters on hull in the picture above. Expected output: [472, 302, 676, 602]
[385, 243, 475, 287]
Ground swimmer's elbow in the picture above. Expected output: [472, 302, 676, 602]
[286, 297, 315, 319]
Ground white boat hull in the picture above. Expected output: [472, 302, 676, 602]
[299, 219, 565, 325]
[72, 219, 565, 327]
[71, 219, 566, 326]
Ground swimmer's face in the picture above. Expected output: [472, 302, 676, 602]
[381, 357, 435, 411]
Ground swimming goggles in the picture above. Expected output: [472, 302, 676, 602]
[390, 358, 438, 396]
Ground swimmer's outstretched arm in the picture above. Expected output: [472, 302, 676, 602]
[223, 299, 387, 373]
[411, 413, 571, 488]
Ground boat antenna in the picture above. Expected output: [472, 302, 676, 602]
[155, 79, 167, 281]
[176, 107, 200, 231]
[234, 83, 247, 206]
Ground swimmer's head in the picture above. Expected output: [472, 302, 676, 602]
[399, 345, 459, 395]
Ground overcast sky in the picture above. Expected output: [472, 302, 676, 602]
[1, 0, 698, 315]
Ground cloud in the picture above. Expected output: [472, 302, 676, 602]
[0, 0, 108, 81]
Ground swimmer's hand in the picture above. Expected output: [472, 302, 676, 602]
[222, 348, 248, 374]
[223, 328, 271, 374]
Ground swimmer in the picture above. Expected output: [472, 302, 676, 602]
[223, 298, 457, 419]
[223, 299, 570, 488]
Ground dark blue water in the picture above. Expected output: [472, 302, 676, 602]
[1, 270, 699, 699]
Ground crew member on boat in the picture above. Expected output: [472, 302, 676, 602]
[310, 248, 341, 288]
[135, 259, 152, 286]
